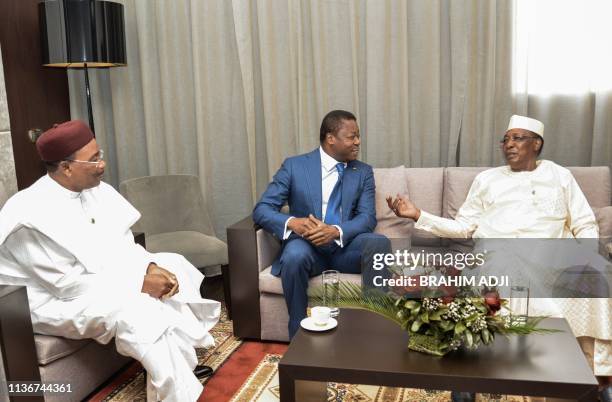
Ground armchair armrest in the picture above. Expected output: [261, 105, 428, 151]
[227, 216, 284, 339]
[0, 286, 44, 401]
[227, 216, 262, 339]
[256, 227, 281, 272]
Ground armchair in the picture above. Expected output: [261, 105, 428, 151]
[0, 233, 148, 401]
[0, 286, 131, 402]
[119, 175, 231, 313]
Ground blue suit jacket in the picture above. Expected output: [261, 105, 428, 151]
[253, 148, 377, 275]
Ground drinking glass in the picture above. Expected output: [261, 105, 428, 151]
[509, 285, 530, 326]
[322, 270, 340, 317]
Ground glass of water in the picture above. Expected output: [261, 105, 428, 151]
[509, 285, 530, 326]
[322, 270, 340, 317]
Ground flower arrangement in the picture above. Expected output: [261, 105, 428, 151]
[310, 281, 557, 356]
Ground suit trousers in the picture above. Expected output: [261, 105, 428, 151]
[278, 232, 390, 338]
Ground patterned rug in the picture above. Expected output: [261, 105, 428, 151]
[230, 354, 530, 402]
[98, 307, 242, 401]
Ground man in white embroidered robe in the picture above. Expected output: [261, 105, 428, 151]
[0, 120, 220, 402]
[388, 115, 611, 397]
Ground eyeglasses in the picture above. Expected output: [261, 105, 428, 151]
[65, 150, 104, 167]
[500, 135, 538, 145]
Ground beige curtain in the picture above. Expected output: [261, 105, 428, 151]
[70, 0, 253, 238]
[69, 0, 610, 238]
[510, 0, 612, 168]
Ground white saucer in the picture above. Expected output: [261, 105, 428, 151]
[300, 317, 338, 332]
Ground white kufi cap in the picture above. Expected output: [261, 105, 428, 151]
[507, 115, 544, 138]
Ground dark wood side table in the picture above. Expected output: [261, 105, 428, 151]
[279, 309, 599, 402]
[221, 264, 232, 320]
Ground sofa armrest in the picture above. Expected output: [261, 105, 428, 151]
[227, 216, 262, 339]
[256, 228, 281, 272]
[0, 286, 44, 401]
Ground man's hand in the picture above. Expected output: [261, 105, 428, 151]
[141, 273, 177, 299]
[386, 194, 420, 220]
[145, 263, 179, 298]
[287, 216, 319, 237]
[303, 215, 340, 246]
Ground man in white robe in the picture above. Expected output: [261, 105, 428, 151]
[0, 120, 220, 402]
[388, 115, 610, 401]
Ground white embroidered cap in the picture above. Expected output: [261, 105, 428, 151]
[507, 115, 544, 138]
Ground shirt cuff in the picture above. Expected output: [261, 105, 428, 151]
[283, 217, 294, 240]
[414, 210, 435, 231]
[135, 261, 152, 296]
[333, 225, 344, 247]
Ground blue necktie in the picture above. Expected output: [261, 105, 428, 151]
[324, 163, 345, 225]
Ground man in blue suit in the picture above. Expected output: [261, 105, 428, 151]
[253, 110, 390, 338]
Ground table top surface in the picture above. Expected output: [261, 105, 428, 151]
[280, 308, 598, 387]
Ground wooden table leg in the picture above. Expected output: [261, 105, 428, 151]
[294, 380, 327, 402]
[278, 366, 326, 402]
[221, 264, 232, 320]
[577, 387, 599, 402]
[278, 367, 295, 402]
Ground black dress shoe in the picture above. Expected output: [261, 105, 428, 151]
[450, 391, 476, 402]
[600, 385, 612, 402]
[194, 365, 214, 378]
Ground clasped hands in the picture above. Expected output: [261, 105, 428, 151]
[288, 214, 339, 246]
[141, 263, 179, 299]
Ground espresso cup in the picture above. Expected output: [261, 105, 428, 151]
[311, 306, 331, 326]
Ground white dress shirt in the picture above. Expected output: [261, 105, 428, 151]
[284, 147, 345, 246]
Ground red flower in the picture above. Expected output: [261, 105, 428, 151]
[484, 290, 501, 315]
[439, 285, 457, 304]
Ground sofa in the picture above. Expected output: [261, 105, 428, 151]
[227, 166, 612, 342]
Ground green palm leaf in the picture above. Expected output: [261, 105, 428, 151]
[309, 280, 559, 356]
[309, 281, 404, 326]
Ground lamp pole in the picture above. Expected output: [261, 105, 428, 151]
[83, 62, 95, 134]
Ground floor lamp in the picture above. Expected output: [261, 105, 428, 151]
[39, 0, 126, 135]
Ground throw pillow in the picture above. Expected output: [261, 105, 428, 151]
[594, 206, 612, 239]
[373, 166, 412, 238]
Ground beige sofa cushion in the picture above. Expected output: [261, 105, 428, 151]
[147, 230, 228, 268]
[595, 206, 612, 239]
[567, 167, 611, 209]
[442, 167, 488, 218]
[34, 334, 91, 366]
[259, 266, 361, 295]
[404, 168, 444, 246]
[373, 166, 412, 238]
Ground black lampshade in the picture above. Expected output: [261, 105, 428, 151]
[39, 0, 126, 67]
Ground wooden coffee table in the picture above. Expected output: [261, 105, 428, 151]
[278, 309, 598, 401]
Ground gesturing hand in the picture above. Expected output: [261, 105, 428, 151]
[303, 214, 340, 246]
[386, 194, 420, 220]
